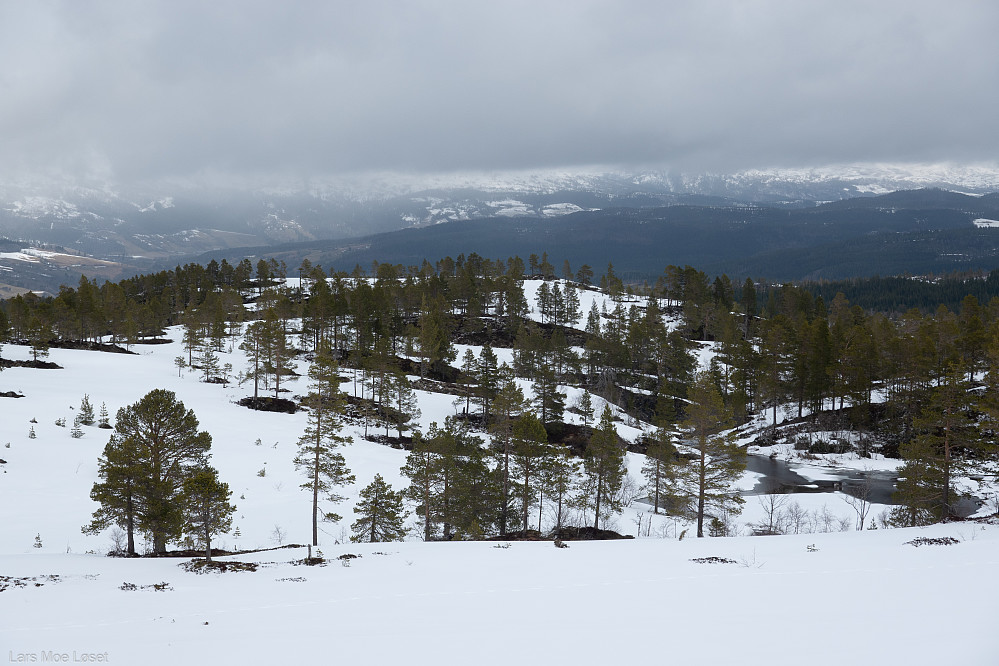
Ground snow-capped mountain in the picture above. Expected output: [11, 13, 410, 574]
[2, 162, 998, 288]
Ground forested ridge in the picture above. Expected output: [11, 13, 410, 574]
[2, 251, 998, 538]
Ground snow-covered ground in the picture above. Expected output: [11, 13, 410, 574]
[2, 302, 998, 662]
[3, 524, 997, 665]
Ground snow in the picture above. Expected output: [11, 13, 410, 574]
[1, 295, 998, 663]
[0, 248, 62, 263]
[2, 527, 997, 664]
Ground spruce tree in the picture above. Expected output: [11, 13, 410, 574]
[351, 474, 408, 543]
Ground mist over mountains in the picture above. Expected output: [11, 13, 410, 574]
[3, 164, 999, 293]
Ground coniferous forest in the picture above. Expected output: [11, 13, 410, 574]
[2, 253, 999, 541]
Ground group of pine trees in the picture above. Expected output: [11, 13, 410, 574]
[84, 389, 234, 560]
[6, 252, 999, 540]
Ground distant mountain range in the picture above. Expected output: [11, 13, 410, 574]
[2, 164, 999, 292]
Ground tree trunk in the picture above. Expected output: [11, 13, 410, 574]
[697, 446, 706, 537]
[205, 523, 212, 562]
[593, 469, 602, 530]
[126, 494, 136, 556]
[312, 447, 320, 546]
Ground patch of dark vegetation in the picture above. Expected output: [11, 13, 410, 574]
[550, 526, 633, 541]
[365, 433, 414, 450]
[0, 358, 62, 370]
[690, 557, 737, 564]
[411, 378, 464, 397]
[180, 559, 258, 574]
[132, 337, 172, 345]
[753, 403, 900, 459]
[120, 581, 173, 591]
[0, 391, 25, 398]
[394, 356, 460, 384]
[488, 530, 546, 541]
[290, 552, 354, 567]
[545, 422, 631, 458]
[0, 574, 60, 591]
[905, 536, 960, 547]
[793, 437, 853, 455]
[238, 396, 298, 413]
[50, 340, 136, 354]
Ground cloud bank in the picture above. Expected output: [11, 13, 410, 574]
[2, 0, 997, 186]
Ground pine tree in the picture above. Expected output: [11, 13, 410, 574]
[79, 394, 95, 426]
[400, 431, 441, 541]
[459, 348, 478, 415]
[896, 364, 980, 521]
[642, 425, 682, 514]
[294, 342, 355, 546]
[98, 403, 112, 429]
[83, 435, 142, 555]
[401, 417, 497, 540]
[510, 412, 548, 531]
[677, 372, 746, 537]
[580, 405, 627, 529]
[490, 371, 526, 535]
[477, 344, 500, 421]
[351, 474, 408, 543]
[181, 466, 235, 562]
[532, 366, 566, 424]
[198, 341, 221, 383]
[575, 390, 594, 427]
[27, 315, 51, 362]
[538, 445, 579, 532]
[389, 372, 421, 439]
[416, 294, 455, 379]
[239, 320, 265, 399]
[181, 308, 202, 367]
[89, 390, 213, 554]
[260, 308, 296, 399]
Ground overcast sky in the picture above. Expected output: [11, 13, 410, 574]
[2, 0, 997, 187]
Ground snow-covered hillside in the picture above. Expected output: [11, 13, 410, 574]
[1, 280, 998, 663]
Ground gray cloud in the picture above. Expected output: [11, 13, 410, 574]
[2, 0, 997, 186]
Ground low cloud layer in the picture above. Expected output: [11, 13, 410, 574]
[2, 1, 997, 186]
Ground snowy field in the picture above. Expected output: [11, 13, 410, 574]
[1, 307, 998, 663]
[4, 525, 998, 665]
